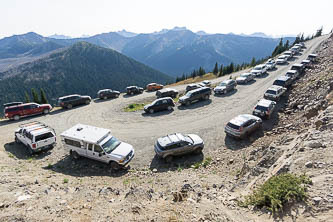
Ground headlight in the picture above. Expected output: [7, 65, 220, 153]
[119, 158, 125, 163]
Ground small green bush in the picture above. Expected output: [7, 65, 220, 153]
[124, 103, 146, 112]
[240, 173, 312, 214]
[63, 178, 69, 183]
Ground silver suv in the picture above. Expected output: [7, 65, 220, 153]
[225, 114, 262, 139]
[214, 79, 237, 94]
[154, 133, 204, 162]
[253, 99, 276, 119]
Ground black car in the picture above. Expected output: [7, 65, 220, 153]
[156, 88, 179, 98]
[144, 97, 175, 114]
[58, 94, 91, 109]
[97, 89, 120, 99]
[185, 83, 204, 92]
[126, 86, 144, 95]
[179, 87, 211, 106]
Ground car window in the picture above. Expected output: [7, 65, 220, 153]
[94, 145, 103, 153]
[255, 105, 268, 111]
[64, 139, 81, 148]
[35, 132, 54, 142]
[23, 105, 31, 110]
[166, 143, 180, 150]
[266, 90, 276, 95]
[162, 100, 167, 104]
[227, 122, 240, 130]
[88, 144, 93, 151]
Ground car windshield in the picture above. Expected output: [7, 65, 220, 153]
[240, 74, 249, 77]
[102, 137, 121, 154]
[273, 80, 284, 86]
[219, 82, 227, 86]
[185, 91, 192, 97]
[184, 135, 193, 144]
[253, 67, 261, 70]
[255, 105, 268, 111]
[227, 122, 240, 130]
[266, 90, 276, 95]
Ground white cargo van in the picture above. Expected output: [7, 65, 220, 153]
[60, 124, 134, 169]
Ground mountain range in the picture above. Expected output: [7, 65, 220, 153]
[0, 42, 173, 106]
[0, 27, 295, 76]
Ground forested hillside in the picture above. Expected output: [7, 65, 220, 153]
[0, 42, 173, 107]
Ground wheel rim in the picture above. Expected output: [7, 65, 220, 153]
[149, 109, 154, 114]
[72, 151, 79, 159]
[104, 96, 107, 100]
[44, 109, 49, 114]
[67, 104, 72, 109]
[186, 101, 190, 106]
[86, 100, 90, 104]
[14, 115, 20, 121]
[167, 106, 172, 111]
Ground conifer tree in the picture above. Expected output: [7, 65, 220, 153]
[219, 65, 223, 76]
[213, 62, 219, 75]
[40, 88, 48, 104]
[31, 88, 40, 104]
[250, 57, 256, 67]
[24, 91, 30, 103]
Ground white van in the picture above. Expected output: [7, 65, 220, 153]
[60, 124, 134, 169]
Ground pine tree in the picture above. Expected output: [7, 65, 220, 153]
[40, 88, 48, 104]
[284, 40, 289, 50]
[199, 67, 205, 77]
[219, 65, 223, 76]
[24, 91, 30, 103]
[31, 88, 40, 104]
[315, 26, 323, 37]
[250, 57, 256, 67]
[213, 62, 219, 75]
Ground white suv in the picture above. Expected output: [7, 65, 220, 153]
[61, 124, 134, 170]
[15, 121, 56, 154]
[251, 64, 267, 77]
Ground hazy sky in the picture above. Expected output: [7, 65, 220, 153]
[0, 0, 332, 39]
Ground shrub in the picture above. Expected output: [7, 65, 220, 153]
[240, 173, 312, 214]
[63, 178, 69, 183]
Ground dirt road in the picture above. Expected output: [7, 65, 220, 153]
[0, 36, 326, 168]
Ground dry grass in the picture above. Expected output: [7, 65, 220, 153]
[168, 73, 218, 86]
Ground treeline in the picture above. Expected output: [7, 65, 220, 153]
[176, 26, 324, 83]
[175, 57, 267, 83]
[24, 88, 48, 104]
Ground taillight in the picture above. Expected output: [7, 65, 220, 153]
[32, 143, 36, 149]
[266, 111, 270, 115]
[239, 126, 243, 132]
[60, 102, 64, 106]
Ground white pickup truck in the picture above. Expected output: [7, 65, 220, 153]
[15, 121, 56, 154]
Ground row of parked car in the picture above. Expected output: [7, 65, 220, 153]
[224, 48, 318, 139]
[2, 82, 167, 120]
[14, 121, 204, 168]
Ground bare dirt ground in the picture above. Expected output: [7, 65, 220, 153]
[0, 35, 331, 222]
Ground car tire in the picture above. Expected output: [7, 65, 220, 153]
[165, 155, 173, 163]
[70, 150, 80, 160]
[28, 147, 33, 155]
[167, 106, 172, 111]
[223, 89, 226, 94]
[85, 100, 90, 105]
[103, 96, 107, 100]
[149, 109, 154, 114]
[131, 92, 134, 95]
[67, 104, 73, 109]
[204, 95, 209, 100]
[110, 161, 121, 170]
[13, 115, 20, 121]
[15, 136, 20, 144]
[186, 101, 190, 106]
[43, 109, 49, 114]
[115, 94, 119, 98]
[194, 147, 203, 154]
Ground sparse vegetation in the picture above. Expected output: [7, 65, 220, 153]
[63, 178, 69, 183]
[124, 103, 146, 112]
[240, 173, 312, 214]
[192, 156, 212, 169]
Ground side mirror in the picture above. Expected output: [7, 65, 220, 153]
[99, 152, 105, 157]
